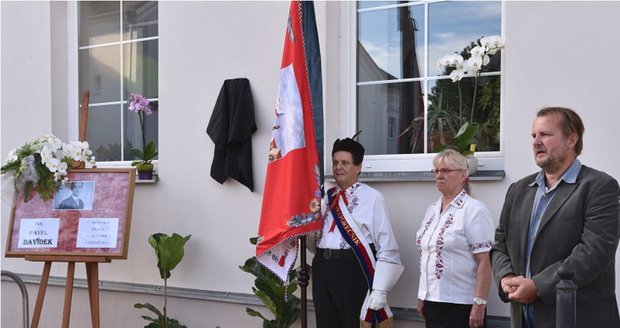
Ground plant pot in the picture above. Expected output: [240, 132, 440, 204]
[137, 170, 153, 180]
[466, 156, 478, 175]
[135, 163, 154, 180]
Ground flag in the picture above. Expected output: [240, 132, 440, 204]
[256, 0, 324, 281]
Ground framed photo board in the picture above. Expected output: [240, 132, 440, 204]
[5, 168, 136, 259]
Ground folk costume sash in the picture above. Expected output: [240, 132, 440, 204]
[327, 187, 393, 324]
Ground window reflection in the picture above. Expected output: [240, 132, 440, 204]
[358, 4, 425, 81]
[356, 1, 502, 156]
[86, 105, 122, 161]
[123, 1, 158, 39]
[79, 2, 120, 46]
[123, 40, 158, 99]
[358, 81, 424, 155]
[429, 1, 501, 76]
[79, 45, 121, 104]
[79, 1, 158, 162]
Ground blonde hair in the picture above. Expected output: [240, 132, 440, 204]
[433, 149, 470, 194]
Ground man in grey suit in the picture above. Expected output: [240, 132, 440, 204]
[58, 182, 84, 209]
[491, 107, 620, 328]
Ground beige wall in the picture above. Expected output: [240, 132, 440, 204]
[2, 1, 620, 326]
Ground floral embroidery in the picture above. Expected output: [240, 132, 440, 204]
[416, 214, 435, 254]
[434, 212, 455, 280]
[346, 182, 361, 212]
[471, 240, 493, 251]
[453, 189, 467, 207]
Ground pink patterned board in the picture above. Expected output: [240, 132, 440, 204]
[6, 168, 135, 259]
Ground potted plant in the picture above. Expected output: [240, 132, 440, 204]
[399, 35, 504, 174]
[135, 233, 191, 328]
[434, 35, 505, 174]
[131, 140, 158, 180]
[239, 237, 300, 328]
[128, 93, 158, 180]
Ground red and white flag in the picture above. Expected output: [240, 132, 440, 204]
[256, 0, 324, 281]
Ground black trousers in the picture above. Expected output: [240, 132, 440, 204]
[312, 253, 368, 328]
[423, 300, 487, 328]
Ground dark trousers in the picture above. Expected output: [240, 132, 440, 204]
[312, 253, 368, 328]
[423, 300, 487, 328]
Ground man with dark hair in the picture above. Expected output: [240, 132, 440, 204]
[58, 182, 84, 209]
[491, 106, 620, 328]
[312, 137, 403, 328]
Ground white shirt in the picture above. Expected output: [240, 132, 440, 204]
[416, 190, 494, 304]
[317, 182, 401, 264]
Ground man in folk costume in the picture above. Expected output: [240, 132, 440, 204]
[312, 137, 404, 328]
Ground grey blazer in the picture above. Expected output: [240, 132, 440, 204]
[490, 165, 620, 328]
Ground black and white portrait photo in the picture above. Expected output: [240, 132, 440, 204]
[53, 181, 95, 210]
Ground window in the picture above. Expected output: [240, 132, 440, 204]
[78, 1, 158, 162]
[355, 1, 502, 171]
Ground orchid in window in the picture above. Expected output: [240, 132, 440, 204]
[1, 135, 96, 202]
[433, 35, 505, 155]
[128, 93, 158, 174]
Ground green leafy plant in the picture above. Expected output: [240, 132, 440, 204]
[436, 122, 479, 156]
[239, 237, 301, 328]
[131, 140, 158, 171]
[135, 233, 191, 328]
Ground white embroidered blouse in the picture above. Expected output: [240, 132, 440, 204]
[416, 190, 494, 304]
[317, 182, 401, 265]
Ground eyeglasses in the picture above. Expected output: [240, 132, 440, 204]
[431, 168, 464, 175]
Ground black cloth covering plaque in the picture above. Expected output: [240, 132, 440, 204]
[206, 78, 257, 191]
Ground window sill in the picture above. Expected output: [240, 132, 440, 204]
[326, 170, 505, 182]
[135, 174, 159, 184]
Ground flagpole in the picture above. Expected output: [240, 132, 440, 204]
[298, 236, 309, 328]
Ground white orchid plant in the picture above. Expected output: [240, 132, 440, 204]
[1, 134, 96, 202]
[435, 35, 505, 155]
[438, 35, 505, 83]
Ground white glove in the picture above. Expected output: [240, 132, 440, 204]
[368, 289, 387, 310]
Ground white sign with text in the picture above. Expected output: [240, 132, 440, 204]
[18, 218, 60, 248]
[76, 218, 119, 248]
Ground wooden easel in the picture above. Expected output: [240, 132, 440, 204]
[26, 90, 101, 328]
[26, 255, 110, 328]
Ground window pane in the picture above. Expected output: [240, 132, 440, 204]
[87, 104, 122, 161]
[79, 1, 120, 46]
[123, 40, 158, 99]
[429, 1, 501, 76]
[123, 1, 158, 40]
[79, 1, 158, 164]
[357, 81, 425, 155]
[358, 5, 425, 81]
[123, 102, 158, 161]
[428, 75, 501, 153]
[79, 45, 121, 104]
[356, 0, 502, 160]
[358, 1, 398, 10]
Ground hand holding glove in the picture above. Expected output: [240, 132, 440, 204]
[368, 289, 388, 310]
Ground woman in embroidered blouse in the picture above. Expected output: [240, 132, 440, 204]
[416, 149, 495, 328]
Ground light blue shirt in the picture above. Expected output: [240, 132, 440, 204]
[523, 159, 582, 328]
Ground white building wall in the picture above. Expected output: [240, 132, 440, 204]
[2, 1, 620, 327]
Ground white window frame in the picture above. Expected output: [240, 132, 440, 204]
[340, 1, 505, 173]
[66, 1, 158, 168]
